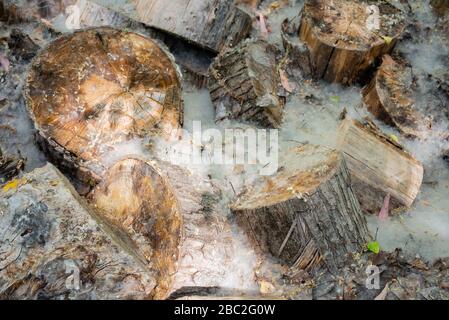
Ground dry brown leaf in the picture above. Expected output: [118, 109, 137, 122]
[279, 69, 294, 93]
[374, 283, 389, 300]
[258, 13, 269, 38]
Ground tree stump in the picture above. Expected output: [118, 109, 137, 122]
[363, 55, 426, 139]
[337, 118, 423, 214]
[25, 27, 182, 184]
[209, 39, 284, 128]
[89, 158, 182, 299]
[299, 0, 406, 84]
[231, 145, 370, 273]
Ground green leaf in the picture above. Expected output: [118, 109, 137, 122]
[367, 241, 381, 254]
[389, 134, 399, 143]
[330, 95, 341, 103]
[382, 36, 393, 45]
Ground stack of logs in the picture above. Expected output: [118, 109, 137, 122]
[0, 0, 429, 299]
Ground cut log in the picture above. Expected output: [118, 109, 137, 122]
[0, 163, 156, 299]
[209, 39, 284, 128]
[89, 158, 182, 299]
[363, 55, 426, 139]
[298, 0, 406, 84]
[90, 158, 260, 298]
[91, 0, 252, 52]
[25, 27, 182, 185]
[231, 145, 370, 273]
[337, 118, 423, 214]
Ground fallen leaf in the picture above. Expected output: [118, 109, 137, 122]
[279, 69, 294, 93]
[389, 134, 399, 143]
[330, 95, 341, 103]
[378, 193, 390, 222]
[0, 54, 10, 72]
[270, 1, 280, 9]
[382, 36, 393, 45]
[258, 13, 269, 38]
[367, 241, 381, 254]
[374, 283, 389, 300]
[2, 179, 19, 192]
[259, 281, 275, 295]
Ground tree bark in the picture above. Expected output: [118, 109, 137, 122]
[25, 27, 183, 186]
[363, 55, 426, 139]
[298, 0, 406, 85]
[0, 146, 25, 183]
[209, 39, 284, 128]
[337, 118, 423, 214]
[231, 145, 370, 273]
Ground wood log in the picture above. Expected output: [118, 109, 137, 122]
[208, 39, 284, 128]
[25, 27, 183, 185]
[89, 158, 182, 299]
[363, 55, 426, 139]
[91, 0, 253, 52]
[88, 157, 261, 298]
[298, 0, 406, 84]
[0, 163, 157, 299]
[337, 118, 423, 214]
[231, 145, 370, 273]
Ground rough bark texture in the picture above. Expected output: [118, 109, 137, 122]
[231, 145, 370, 273]
[89, 158, 182, 299]
[337, 118, 423, 214]
[209, 39, 284, 128]
[25, 27, 182, 185]
[157, 161, 257, 296]
[91, 0, 253, 52]
[299, 0, 406, 84]
[0, 146, 25, 183]
[0, 163, 156, 299]
[363, 55, 426, 139]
